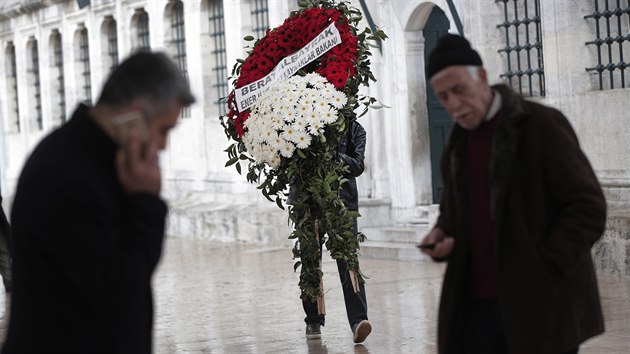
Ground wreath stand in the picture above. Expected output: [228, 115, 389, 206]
[313, 219, 361, 316]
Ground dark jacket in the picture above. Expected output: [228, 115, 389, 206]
[436, 85, 606, 354]
[287, 120, 366, 211]
[3, 105, 167, 354]
[334, 120, 366, 211]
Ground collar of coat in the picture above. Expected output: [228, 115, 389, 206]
[446, 83, 529, 223]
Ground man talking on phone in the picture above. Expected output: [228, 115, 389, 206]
[419, 35, 606, 354]
[3, 52, 194, 354]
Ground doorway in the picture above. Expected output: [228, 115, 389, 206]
[423, 6, 451, 204]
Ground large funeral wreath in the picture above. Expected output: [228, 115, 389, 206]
[220, 0, 387, 305]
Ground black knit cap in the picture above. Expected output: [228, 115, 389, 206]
[426, 34, 483, 79]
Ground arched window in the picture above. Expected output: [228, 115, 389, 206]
[5, 42, 19, 133]
[497, 0, 545, 97]
[77, 27, 92, 105]
[251, 0, 269, 39]
[28, 38, 43, 130]
[169, 0, 190, 117]
[106, 17, 119, 71]
[209, 0, 228, 113]
[134, 9, 151, 51]
[51, 30, 66, 125]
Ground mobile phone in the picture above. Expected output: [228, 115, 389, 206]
[113, 110, 149, 146]
[417, 243, 436, 250]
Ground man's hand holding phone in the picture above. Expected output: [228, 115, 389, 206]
[113, 111, 161, 195]
[418, 226, 454, 260]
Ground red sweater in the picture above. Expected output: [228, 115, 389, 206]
[466, 112, 501, 299]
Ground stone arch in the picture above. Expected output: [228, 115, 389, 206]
[403, 2, 451, 205]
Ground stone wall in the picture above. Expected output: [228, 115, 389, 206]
[594, 208, 630, 276]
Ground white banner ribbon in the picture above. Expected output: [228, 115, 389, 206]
[235, 22, 342, 112]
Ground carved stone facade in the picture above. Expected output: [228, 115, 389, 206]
[0, 0, 628, 273]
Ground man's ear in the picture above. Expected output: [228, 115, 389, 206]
[478, 66, 489, 85]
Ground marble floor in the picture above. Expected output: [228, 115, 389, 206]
[150, 237, 630, 354]
[0, 236, 627, 353]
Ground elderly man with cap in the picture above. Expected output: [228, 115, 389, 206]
[419, 34, 607, 354]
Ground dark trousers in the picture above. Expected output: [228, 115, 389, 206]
[302, 219, 368, 329]
[463, 298, 578, 354]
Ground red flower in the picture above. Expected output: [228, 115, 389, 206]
[231, 7, 361, 114]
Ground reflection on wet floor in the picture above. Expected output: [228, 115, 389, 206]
[151, 237, 630, 354]
[0, 236, 627, 353]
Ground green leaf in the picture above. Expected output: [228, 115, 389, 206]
[225, 156, 238, 167]
[243, 35, 255, 41]
[276, 196, 285, 210]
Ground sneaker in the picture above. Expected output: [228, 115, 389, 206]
[305, 323, 321, 340]
[352, 320, 372, 343]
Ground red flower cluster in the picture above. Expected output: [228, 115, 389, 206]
[227, 7, 359, 138]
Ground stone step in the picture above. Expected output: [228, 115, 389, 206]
[357, 198, 392, 228]
[593, 209, 630, 276]
[359, 241, 430, 262]
[361, 225, 429, 244]
[167, 201, 294, 246]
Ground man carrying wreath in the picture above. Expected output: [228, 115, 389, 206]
[288, 118, 372, 344]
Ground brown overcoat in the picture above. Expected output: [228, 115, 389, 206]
[436, 84, 606, 354]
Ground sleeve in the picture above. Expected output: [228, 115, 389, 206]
[539, 110, 607, 279]
[337, 122, 366, 177]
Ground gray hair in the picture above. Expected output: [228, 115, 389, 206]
[466, 65, 481, 81]
[96, 51, 195, 119]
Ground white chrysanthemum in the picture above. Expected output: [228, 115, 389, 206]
[270, 115, 284, 130]
[240, 73, 349, 168]
[281, 125, 297, 142]
[269, 135, 284, 150]
[294, 131, 313, 149]
[284, 95, 297, 106]
[307, 110, 319, 123]
[283, 109, 296, 123]
[292, 118, 307, 132]
[243, 134, 255, 152]
[314, 99, 329, 111]
[260, 145, 276, 164]
[305, 73, 326, 86]
[306, 90, 318, 101]
[262, 127, 275, 142]
[268, 154, 281, 168]
[321, 108, 338, 124]
[297, 103, 313, 116]
[279, 140, 296, 158]
[330, 91, 348, 109]
[319, 86, 335, 99]
[276, 103, 288, 114]
[300, 97, 314, 106]
[308, 120, 324, 136]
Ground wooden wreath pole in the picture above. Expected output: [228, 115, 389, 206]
[348, 269, 361, 294]
[314, 220, 326, 316]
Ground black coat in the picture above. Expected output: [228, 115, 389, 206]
[436, 85, 606, 354]
[333, 120, 366, 211]
[3, 105, 167, 354]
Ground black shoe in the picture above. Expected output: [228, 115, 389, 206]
[305, 323, 321, 340]
[352, 320, 372, 343]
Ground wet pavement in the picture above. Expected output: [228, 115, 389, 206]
[1, 236, 629, 353]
